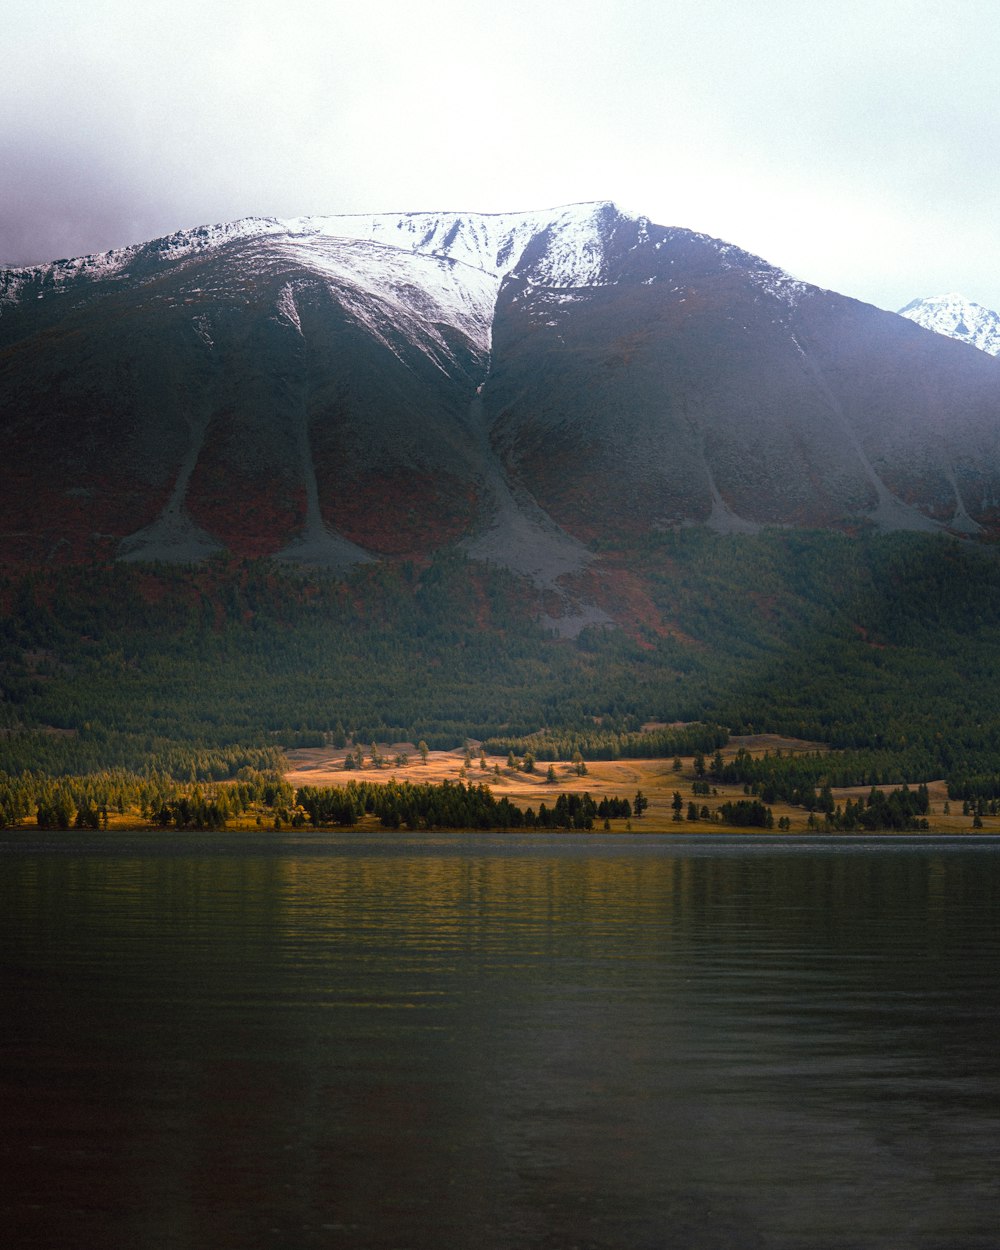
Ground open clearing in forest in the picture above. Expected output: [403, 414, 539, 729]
[284, 735, 991, 834]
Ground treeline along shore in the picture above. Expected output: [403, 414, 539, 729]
[2, 734, 989, 833]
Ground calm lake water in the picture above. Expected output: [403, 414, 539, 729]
[2, 832, 999, 1249]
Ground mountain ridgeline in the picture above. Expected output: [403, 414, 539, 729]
[3, 201, 1000, 573]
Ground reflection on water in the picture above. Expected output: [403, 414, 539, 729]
[2, 833, 999, 1249]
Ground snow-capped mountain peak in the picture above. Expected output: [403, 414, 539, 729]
[284, 202, 626, 281]
[0, 201, 634, 294]
[898, 293, 1000, 356]
[7, 201, 1000, 575]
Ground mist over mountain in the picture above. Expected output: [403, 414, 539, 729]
[3, 200, 1000, 580]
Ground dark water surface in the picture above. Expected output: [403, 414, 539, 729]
[2, 832, 999, 1249]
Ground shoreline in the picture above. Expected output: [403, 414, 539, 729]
[4, 735, 994, 837]
[2, 824, 998, 842]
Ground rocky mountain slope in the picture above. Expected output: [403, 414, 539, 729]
[898, 293, 1000, 356]
[3, 202, 1000, 576]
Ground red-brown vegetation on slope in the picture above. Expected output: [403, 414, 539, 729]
[321, 471, 478, 557]
[0, 468, 172, 567]
[565, 559, 697, 644]
[185, 415, 309, 559]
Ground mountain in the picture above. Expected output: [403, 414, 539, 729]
[3, 201, 1000, 579]
[898, 293, 1000, 356]
[8, 207, 1000, 801]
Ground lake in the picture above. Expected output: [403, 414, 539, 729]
[2, 832, 999, 1249]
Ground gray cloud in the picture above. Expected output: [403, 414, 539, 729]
[3, 0, 1000, 311]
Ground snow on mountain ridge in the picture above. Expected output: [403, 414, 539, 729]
[0, 202, 814, 367]
[898, 293, 1000, 357]
[268, 234, 499, 365]
[0, 216, 294, 311]
[265, 204, 633, 366]
[0, 203, 644, 368]
[286, 208, 548, 277]
[0, 202, 635, 303]
[284, 200, 635, 288]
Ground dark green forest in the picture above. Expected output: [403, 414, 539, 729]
[3, 528, 1000, 822]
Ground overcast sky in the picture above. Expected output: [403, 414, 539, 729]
[3, 0, 998, 311]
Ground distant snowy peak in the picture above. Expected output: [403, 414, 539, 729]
[898, 293, 1000, 357]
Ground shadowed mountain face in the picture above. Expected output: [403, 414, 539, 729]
[0, 229, 494, 566]
[3, 202, 1000, 571]
[488, 225, 1000, 540]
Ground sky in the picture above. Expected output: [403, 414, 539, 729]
[3, 0, 999, 312]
